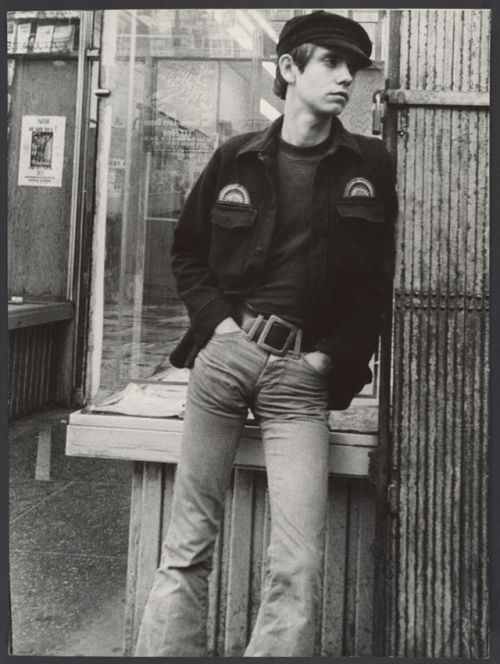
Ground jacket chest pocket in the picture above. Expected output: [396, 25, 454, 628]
[334, 198, 385, 274]
[209, 203, 257, 281]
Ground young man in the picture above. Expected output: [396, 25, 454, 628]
[135, 11, 397, 657]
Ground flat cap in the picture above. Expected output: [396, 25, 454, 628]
[277, 11, 372, 68]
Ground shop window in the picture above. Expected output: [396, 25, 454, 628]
[89, 9, 388, 432]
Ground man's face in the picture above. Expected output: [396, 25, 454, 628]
[290, 45, 357, 116]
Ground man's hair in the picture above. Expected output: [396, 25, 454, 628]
[273, 43, 316, 100]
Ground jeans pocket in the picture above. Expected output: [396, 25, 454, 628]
[300, 354, 331, 378]
[211, 329, 245, 341]
[200, 330, 247, 359]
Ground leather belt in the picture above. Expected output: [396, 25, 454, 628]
[237, 305, 304, 356]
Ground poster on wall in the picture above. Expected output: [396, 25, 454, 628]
[18, 115, 66, 187]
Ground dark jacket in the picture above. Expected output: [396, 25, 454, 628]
[170, 115, 398, 409]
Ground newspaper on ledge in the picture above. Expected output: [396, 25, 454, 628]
[88, 366, 256, 421]
[88, 368, 190, 418]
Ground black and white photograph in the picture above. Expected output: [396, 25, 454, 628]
[5, 6, 492, 659]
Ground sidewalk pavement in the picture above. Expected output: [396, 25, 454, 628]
[9, 408, 133, 656]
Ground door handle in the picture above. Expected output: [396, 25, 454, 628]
[94, 88, 111, 98]
[372, 90, 386, 136]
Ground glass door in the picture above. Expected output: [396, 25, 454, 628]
[87, 8, 389, 433]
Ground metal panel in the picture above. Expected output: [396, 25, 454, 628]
[386, 9, 489, 658]
[398, 9, 490, 93]
[124, 465, 377, 656]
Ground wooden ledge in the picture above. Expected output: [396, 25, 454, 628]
[8, 301, 73, 330]
[66, 410, 378, 478]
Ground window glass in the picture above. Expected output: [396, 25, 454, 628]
[93, 9, 387, 431]
[7, 10, 80, 55]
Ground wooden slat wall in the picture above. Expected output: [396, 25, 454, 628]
[387, 9, 489, 658]
[124, 463, 376, 656]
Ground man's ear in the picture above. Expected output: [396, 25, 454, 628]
[278, 53, 296, 85]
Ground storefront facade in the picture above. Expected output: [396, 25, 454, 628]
[8, 8, 490, 658]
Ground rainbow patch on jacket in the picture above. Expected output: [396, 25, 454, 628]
[217, 183, 251, 205]
[343, 177, 375, 197]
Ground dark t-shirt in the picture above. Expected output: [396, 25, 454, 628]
[245, 135, 330, 327]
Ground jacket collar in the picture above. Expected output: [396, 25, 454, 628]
[236, 114, 363, 158]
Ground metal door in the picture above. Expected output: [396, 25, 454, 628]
[376, 9, 490, 657]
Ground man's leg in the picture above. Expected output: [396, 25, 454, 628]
[134, 331, 253, 656]
[245, 353, 331, 657]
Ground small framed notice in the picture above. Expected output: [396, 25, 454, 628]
[18, 115, 66, 187]
[33, 24, 55, 52]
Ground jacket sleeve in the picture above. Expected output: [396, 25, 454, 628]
[171, 147, 234, 347]
[315, 147, 398, 371]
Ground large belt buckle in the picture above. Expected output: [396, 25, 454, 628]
[256, 314, 296, 356]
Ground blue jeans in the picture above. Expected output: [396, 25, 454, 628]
[134, 329, 331, 656]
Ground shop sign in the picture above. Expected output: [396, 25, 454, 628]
[18, 115, 66, 187]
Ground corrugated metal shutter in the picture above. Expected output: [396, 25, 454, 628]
[385, 9, 489, 657]
[9, 325, 55, 419]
